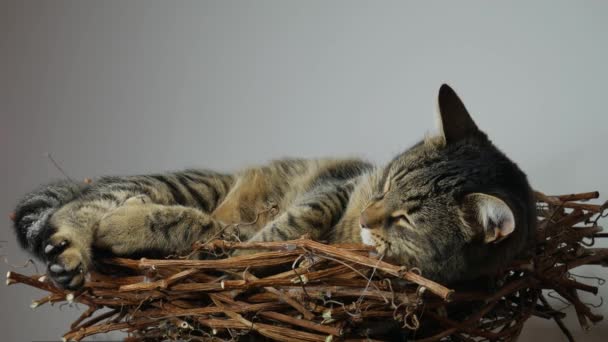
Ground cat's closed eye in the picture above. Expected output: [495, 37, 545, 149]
[390, 210, 413, 227]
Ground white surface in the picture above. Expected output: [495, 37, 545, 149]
[1, 1, 606, 340]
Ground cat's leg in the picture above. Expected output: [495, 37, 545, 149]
[94, 201, 227, 256]
[42, 201, 115, 290]
[245, 183, 352, 244]
[43, 197, 227, 290]
[34, 172, 233, 288]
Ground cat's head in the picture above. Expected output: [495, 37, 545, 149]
[360, 84, 536, 284]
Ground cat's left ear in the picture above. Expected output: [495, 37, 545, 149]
[461, 193, 515, 243]
[437, 84, 479, 144]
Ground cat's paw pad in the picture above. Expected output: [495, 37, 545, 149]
[44, 234, 88, 290]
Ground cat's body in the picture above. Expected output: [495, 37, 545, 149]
[13, 85, 536, 290]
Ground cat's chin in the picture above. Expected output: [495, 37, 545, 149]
[360, 228, 388, 254]
[360, 227, 375, 246]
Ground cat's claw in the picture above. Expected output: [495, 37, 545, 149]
[49, 264, 64, 273]
[44, 239, 68, 256]
[43, 235, 88, 290]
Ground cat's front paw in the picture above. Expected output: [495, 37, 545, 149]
[43, 233, 90, 290]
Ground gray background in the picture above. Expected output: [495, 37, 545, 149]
[1, 1, 607, 341]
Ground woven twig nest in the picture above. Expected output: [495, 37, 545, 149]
[7, 191, 608, 342]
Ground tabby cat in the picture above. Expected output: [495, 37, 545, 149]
[13, 85, 536, 290]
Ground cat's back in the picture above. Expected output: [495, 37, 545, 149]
[211, 157, 373, 228]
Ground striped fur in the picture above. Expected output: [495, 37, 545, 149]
[13, 85, 535, 289]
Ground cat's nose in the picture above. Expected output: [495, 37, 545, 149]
[360, 205, 385, 230]
[359, 214, 369, 229]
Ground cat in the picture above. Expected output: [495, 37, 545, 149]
[13, 84, 536, 290]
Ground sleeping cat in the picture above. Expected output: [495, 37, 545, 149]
[13, 85, 536, 290]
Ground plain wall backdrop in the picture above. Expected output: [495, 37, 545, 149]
[1, 1, 607, 341]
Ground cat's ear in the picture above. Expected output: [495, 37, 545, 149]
[437, 84, 479, 144]
[462, 193, 515, 243]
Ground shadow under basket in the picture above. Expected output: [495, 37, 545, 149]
[6, 191, 608, 342]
